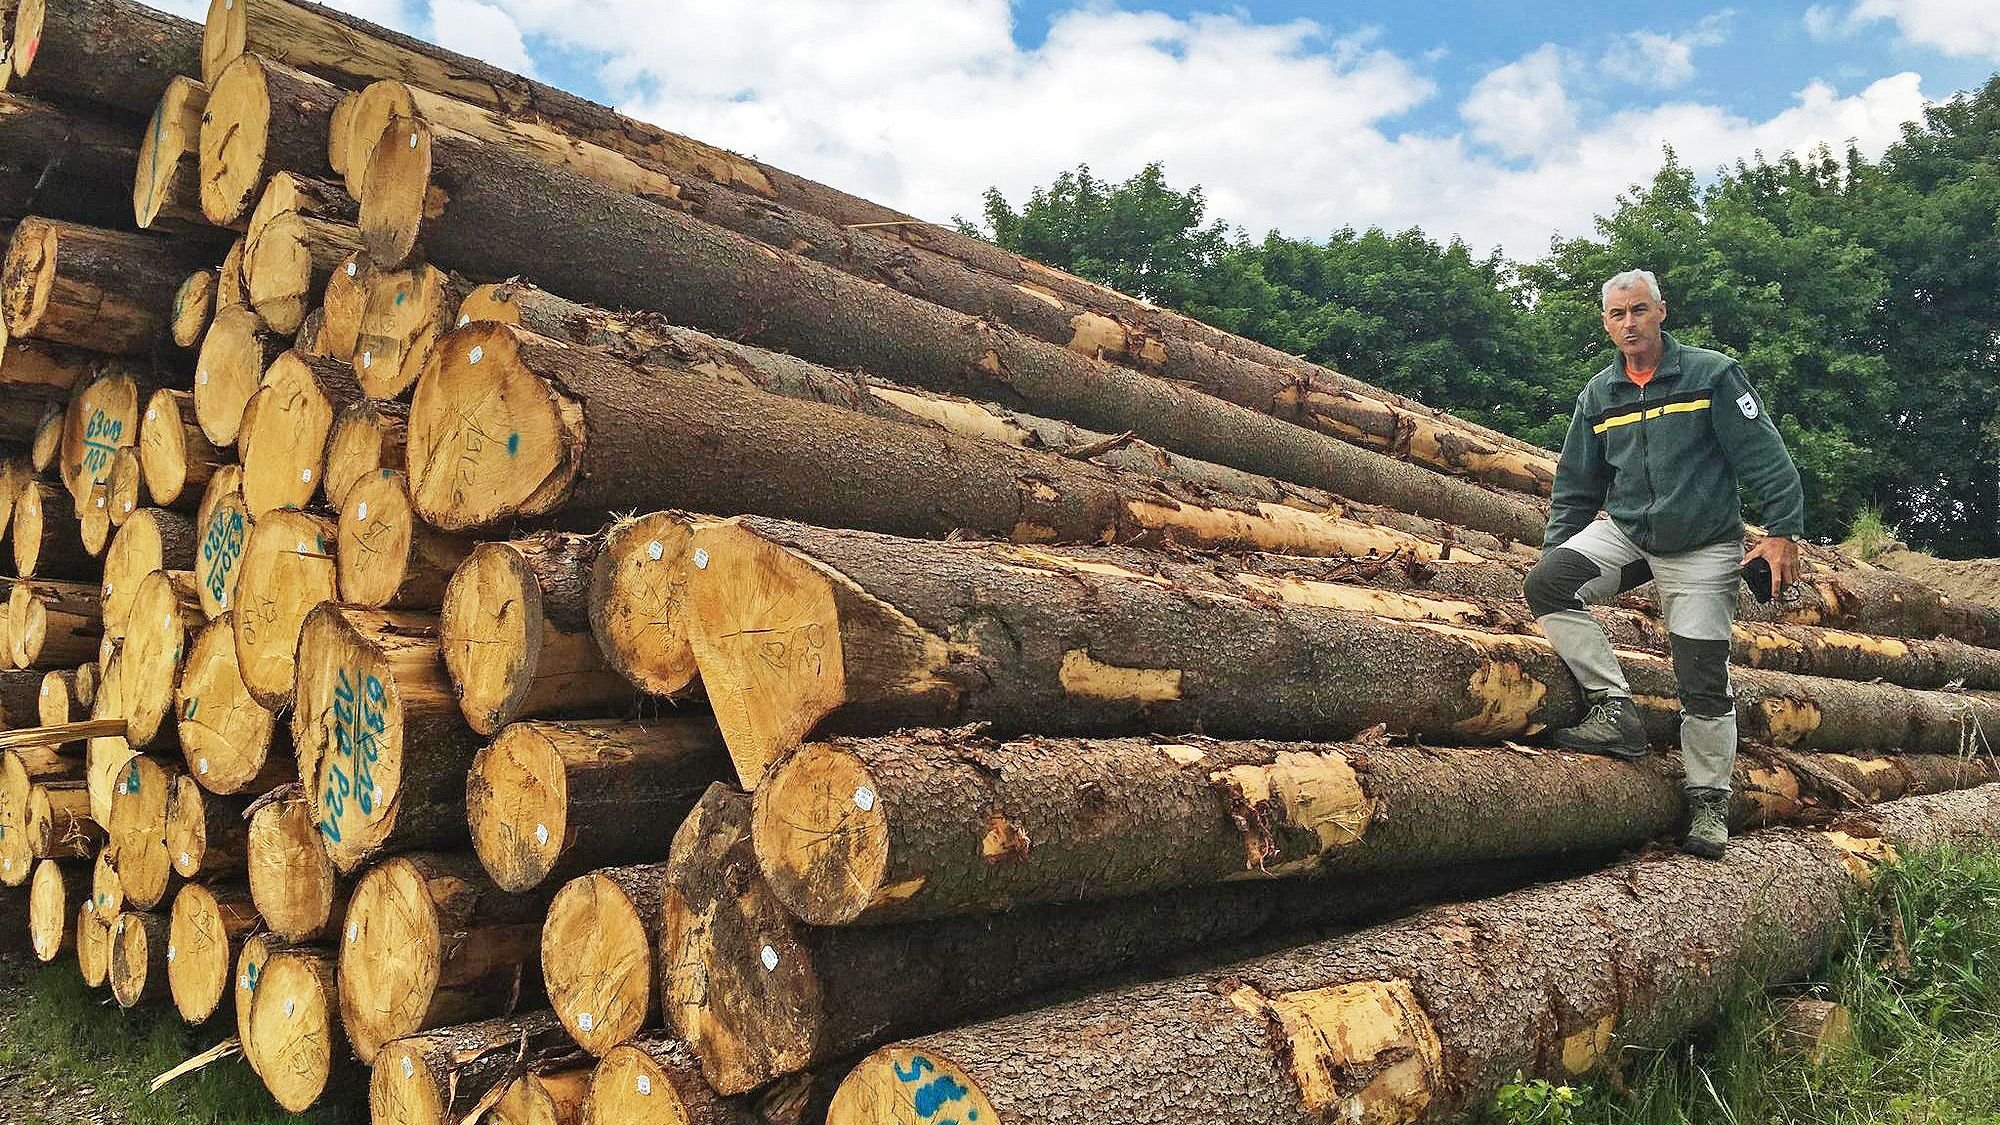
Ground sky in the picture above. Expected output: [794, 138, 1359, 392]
[156, 0, 2000, 259]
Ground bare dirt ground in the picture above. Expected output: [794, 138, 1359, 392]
[1872, 548, 2000, 612]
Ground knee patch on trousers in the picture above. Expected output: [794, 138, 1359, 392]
[1668, 633, 1733, 717]
[1525, 548, 1602, 617]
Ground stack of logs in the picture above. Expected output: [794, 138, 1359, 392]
[0, 1, 1998, 1123]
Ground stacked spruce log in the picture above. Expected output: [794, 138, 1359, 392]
[0, 2, 1998, 1124]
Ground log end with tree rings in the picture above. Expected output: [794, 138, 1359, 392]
[0, 217, 58, 340]
[60, 367, 139, 507]
[24, 781, 99, 864]
[589, 512, 705, 699]
[216, 236, 249, 313]
[170, 269, 215, 348]
[177, 615, 279, 794]
[465, 722, 569, 892]
[109, 909, 169, 1008]
[134, 77, 209, 230]
[583, 1035, 729, 1125]
[244, 212, 359, 335]
[339, 81, 417, 200]
[542, 865, 663, 1054]
[30, 406, 62, 473]
[198, 55, 279, 226]
[11, 480, 74, 579]
[407, 322, 582, 531]
[827, 1049, 999, 1125]
[246, 786, 340, 942]
[193, 305, 278, 446]
[440, 541, 543, 733]
[195, 470, 251, 619]
[87, 655, 136, 828]
[168, 881, 257, 1024]
[355, 263, 460, 399]
[121, 570, 200, 748]
[358, 115, 432, 269]
[231, 508, 337, 708]
[751, 742, 892, 927]
[235, 931, 283, 1075]
[197, 0, 245, 86]
[324, 399, 406, 510]
[320, 251, 369, 363]
[75, 898, 113, 988]
[139, 389, 218, 509]
[340, 469, 470, 611]
[492, 1067, 591, 1125]
[90, 844, 123, 920]
[38, 670, 72, 727]
[106, 446, 143, 527]
[102, 509, 198, 641]
[240, 350, 363, 516]
[166, 773, 247, 879]
[73, 660, 95, 710]
[107, 754, 178, 910]
[78, 478, 113, 559]
[249, 947, 341, 1112]
[28, 857, 73, 962]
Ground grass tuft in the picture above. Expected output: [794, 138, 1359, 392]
[1842, 505, 1902, 561]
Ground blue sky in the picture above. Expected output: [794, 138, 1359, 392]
[156, 0, 2000, 258]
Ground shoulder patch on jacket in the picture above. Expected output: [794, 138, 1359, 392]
[1736, 391, 1758, 419]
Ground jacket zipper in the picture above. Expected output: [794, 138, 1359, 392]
[1636, 379, 1654, 549]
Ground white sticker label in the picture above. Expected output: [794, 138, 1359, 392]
[760, 945, 779, 971]
[468, 346, 483, 365]
[356, 501, 370, 522]
[178, 852, 192, 870]
[373, 787, 384, 806]
[534, 823, 549, 847]
[409, 132, 419, 148]
[646, 540, 664, 561]
[457, 315, 470, 327]
[240, 972, 250, 989]
[577, 1011, 594, 1032]
[636, 1075, 652, 1096]
[123, 500, 133, 512]
[218, 591, 227, 607]
[197, 369, 208, 385]
[167, 945, 177, 962]
[95, 497, 105, 509]
[102, 582, 112, 595]
[39, 683, 47, 697]
[692, 548, 710, 569]
[283, 998, 296, 1018]
[146, 409, 157, 422]
[361, 351, 373, 369]
[295, 540, 308, 553]
[854, 786, 876, 812]
[347, 922, 359, 944]
[198, 758, 209, 774]
[345, 261, 358, 277]
[402, 1056, 414, 1078]
[300, 468, 313, 483]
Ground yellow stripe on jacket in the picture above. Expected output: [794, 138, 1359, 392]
[1592, 397, 1712, 434]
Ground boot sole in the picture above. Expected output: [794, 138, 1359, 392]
[1680, 836, 1727, 860]
[1551, 734, 1651, 761]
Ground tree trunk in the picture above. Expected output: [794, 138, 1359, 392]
[0, 92, 144, 230]
[337, 850, 547, 1064]
[366, 1011, 573, 1125]
[100, 508, 196, 642]
[247, 944, 345, 1111]
[542, 863, 664, 1054]
[134, 77, 214, 233]
[166, 880, 257, 1022]
[336, 468, 473, 610]
[3, 218, 208, 352]
[118, 569, 201, 747]
[138, 388, 221, 508]
[586, 513, 720, 702]
[409, 324, 1510, 577]
[466, 716, 729, 894]
[367, 124, 1545, 542]
[822, 786, 2000, 1125]
[290, 605, 479, 872]
[165, 773, 247, 879]
[462, 280, 1524, 561]
[237, 351, 364, 515]
[231, 507, 335, 707]
[108, 908, 169, 1007]
[587, 1032, 754, 1125]
[683, 517, 2000, 786]
[755, 733, 2000, 926]
[439, 534, 638, 733]
[0, 337, 98, 396]
[176, 615, 284, 793]
[8, 0, 199, 113]
[661, 784, 1577, 1096]
[27, 855, 79, 962]
[12, 479, 93, 578]
[8, 577, 101, 670]
[192, 465, 249, 618]
[324, 396, 403, 507]
[241, 172, 357, 333]
[193, 305, 283, 445]
[198, 55, 340, 226]
[245, 784, 344, 941]
[354, 261, 471, 398]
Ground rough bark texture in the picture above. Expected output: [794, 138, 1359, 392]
[367, 1011, 573, 1125]
[3, 217, 207, 352]
[465, 716, 730, 893]
[754, 732, 2000, 925]
[0, 92, 143, 230]
[8, 577, 102, 670]
[684, 517, 2000, 786]
[370, 126, 1544, 542]
[824, 786, 2000, 1125]
[9, 0, 200, 114]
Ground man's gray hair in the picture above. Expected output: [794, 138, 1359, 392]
[1601, 269, 1663, 306]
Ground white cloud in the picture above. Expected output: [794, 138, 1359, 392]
[427, 0, 535, 76]
[1606, 13, 1732, 87]
[1461, 46, 1577, 159]
[1810, 0, 2000, 60]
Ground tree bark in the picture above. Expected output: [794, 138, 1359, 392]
[409, 324, 1510, 577]
[336, 468, 473, 610]
[682, 517, 2000, 786]
[0, 92, 145, 230]
[194, 305, 283, 445]
[230, 507, 335, 707]
[368, 124, 1545, 542]
[0, 336, 97, 396]
[323, 396, 403, 507]
[587, 1032, 755, 1125]
[366, 1010, 574, 1125]
[236, 350, 364, 515]
[823, 785, 2000, 1125]
[134, 77, 214, 233]
[175, 614, 285, 793]
[3, 218, 208, 352]
[247, 944, 345, 1111]
[439, 534, 638, 733]
[755, 733, 2000, 926]
[164, 773, 247, 879]
[8, 577, 101, 670]
[108, 907, 169, 1007]
[8, 0, 199, 114]
[466, 716, 728, 894]
[354, 261, 471, 398]
[290, 605, 479, 872]
[245, 784, 344, 942]
[337, 850, 547, 1064]
[166, 880, 257, 1023]
[138, 388, 221, 508]
[542, 863, 664, 1055]
[198, 55, 340, 226]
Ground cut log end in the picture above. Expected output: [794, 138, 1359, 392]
[106, 448, 142, 527]
[240, 351, 355, 516]
[340, 469, 467, 610]
[325, 399, 406, 509]
[466, 722, 568, 892]
[249, 948, 340, 1112]
[320, 252, 369, 363]
[168, 881, 256, 1024]
[135, 80, 210, 232]
[368, 1043, 451, 1125]
[584, 1034, 733, 1125]
[194, 475, 251, 619]
[177, 615, 278, 793]
[103, 509, 197, 641]
[235, 932, 282, 1075]
[30, 408, 63, 474]
[246, 788, 339, 942]
[358, 115, 432, 268]
[440, 541, 542, 733]
[355, 263, 459, 399]
[826, 1048, 999, 1125]
[493, 1068, 590, 1125]
[589, 512, 704, 699]
[407, 322, 574, 531]
[139, 389, 217, 509]
[198, 0, 245, 86]
[241, 215, 321, 334]
[751, 742, 890, 927]
[109, 909, 169, 1008]
[37, 670, 71, 728]
[61, 369, 140, 512]
[543, 869, 658, 1054]
[194, 306, 278, 446]
[170, 270, 215, 348]
[338, 856, 447, 1064]
[339, 81, 416, 200]
[75, 898, 113, 988]
[198, 55, 278, 226]
[28, 857, 72, 962]
[232, 509, 337, 707]
[1, 218, 58, 339]
[292, 605, 409, 872]
[121, 570, 200, 748]
[107, 755, 177, 910]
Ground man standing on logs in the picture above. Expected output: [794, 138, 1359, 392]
[1524, 269, 1804, 859]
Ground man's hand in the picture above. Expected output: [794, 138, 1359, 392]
[1744, 535, 1801, 598]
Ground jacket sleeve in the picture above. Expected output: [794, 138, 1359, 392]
[1710, 364, 1806, 538]
[1543, 393, 1609, 550]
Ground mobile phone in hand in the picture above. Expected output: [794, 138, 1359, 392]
[1740, 556, 1775, 603]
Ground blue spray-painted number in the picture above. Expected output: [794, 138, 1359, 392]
[891, 1055, 972, 1121]
[81, 410, 124, 477]
[319, 666, 388, 840]
[200, 507, 247, 602]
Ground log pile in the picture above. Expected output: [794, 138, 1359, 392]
[0, 2, 1993, 1123]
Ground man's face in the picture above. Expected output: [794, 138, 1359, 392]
[1601, 283, 1667, 363]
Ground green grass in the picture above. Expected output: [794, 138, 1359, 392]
[1842, 505, 1903, 561]
[1486, 846, 2000, 1125]
[0, 953, 364, 1124]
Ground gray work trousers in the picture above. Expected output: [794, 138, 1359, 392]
[1524, 519, 1741, 792]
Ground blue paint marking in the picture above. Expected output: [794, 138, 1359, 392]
[184, 697, 198, 720]
[317, 667, 388, 842]
[506, 431, 520, 457]
[893, 1057, 933, 1084]
[80, 410, 124, 477]
[200, 506, 246, 602]
[913, 1076, 971, 1118]
[394, 290, 405, 305]
[124, 765, 142, 794]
